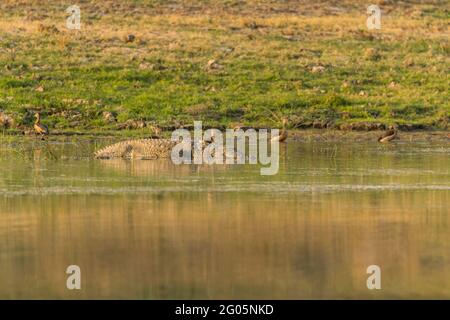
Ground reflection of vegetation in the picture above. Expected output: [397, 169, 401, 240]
[0, 139, 57, 160]
[0, 140, 449, 298]
[0, 135, 99, 160]
[97, 159, 233, 177]
[0, 1, 448, 134]
[1, 187, 449, 299]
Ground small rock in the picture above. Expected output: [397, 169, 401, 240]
[125, 34, 136, 43]
[135, 120, 146, 129]
[311, 65, 326, 73]
[404, 57, 414, 67]
[364, 48, 381, 61]
[205, 85, 217, 92]
[206, 59, 223, 70]
[245, 22, 260, 29]
[35, 86, 44, 92]
[388, 81, 397, 88]
[102, 111, 116, 123]
[219, 47, 234, 55]
[282, 35, 301, 41]
[117, 119, 146, 130]
[138, 62, 153, 70]
[0, 112, 14, 128]
[31, 73, 42, 81]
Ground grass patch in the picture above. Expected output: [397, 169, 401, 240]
[0, 0, 448, 133]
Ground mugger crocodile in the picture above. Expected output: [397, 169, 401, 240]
[94, 139, 179, 159]
[94, 138, 241, 161]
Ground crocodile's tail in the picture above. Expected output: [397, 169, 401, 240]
[95, 140, 131, 159]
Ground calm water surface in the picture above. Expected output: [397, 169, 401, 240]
[0, 138, 449, 299]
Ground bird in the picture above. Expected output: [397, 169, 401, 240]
[378, 126, 397, 143]
[33, 113, 49, 139]
[271, 118, 288, 143]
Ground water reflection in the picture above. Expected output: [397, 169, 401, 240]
[0, 140, 449, 299]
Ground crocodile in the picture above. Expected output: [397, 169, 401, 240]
[94, 138, 242, 161]
[94, 139, 178, 159]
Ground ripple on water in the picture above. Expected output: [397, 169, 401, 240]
[1, 183, 450, 197]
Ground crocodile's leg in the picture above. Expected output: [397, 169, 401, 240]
[121, 144, 134, 159]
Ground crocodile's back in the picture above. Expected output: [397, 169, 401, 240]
[94, 139, 177, 159]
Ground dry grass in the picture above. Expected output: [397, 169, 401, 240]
[0, 1, 448, 132]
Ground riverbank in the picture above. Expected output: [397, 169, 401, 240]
[1, 128, 448, 144]
[0, 1, 448, 133]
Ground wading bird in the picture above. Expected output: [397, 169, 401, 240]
[378, 126, 397, 143]
[271, 118, 288, 143]
[33, 113, 49, 140]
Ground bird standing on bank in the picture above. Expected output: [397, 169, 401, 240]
[271, 118, 288, 143]
[378, 126, 397, 143]
[33, 113, 49, 140]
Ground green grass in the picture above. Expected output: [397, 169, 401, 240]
[0, 0, 448, 134]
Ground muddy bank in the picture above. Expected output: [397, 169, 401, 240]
[2, 128, 449, 143]
[289, 130, 450, 142]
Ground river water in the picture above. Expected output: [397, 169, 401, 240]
[0, 138, 449, 299]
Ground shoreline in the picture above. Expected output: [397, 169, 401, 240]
[1, 129, 449, 143]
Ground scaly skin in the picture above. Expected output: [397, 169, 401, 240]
[94, 138, 242, 161]
[94, 139, 178, 159]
